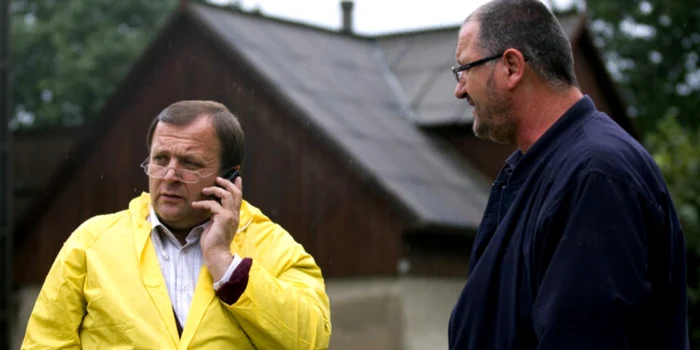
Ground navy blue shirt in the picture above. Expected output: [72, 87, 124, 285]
[448, 96, 689, 349]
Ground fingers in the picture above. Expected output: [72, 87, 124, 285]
[190, 198, 219, 212]
[194, 177, 243, 210]
[216, 176, 243, 193]
[216, 176, 242, 208]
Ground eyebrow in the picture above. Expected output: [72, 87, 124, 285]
[150, 149, 204, 165]
[180, 156, 204, 165]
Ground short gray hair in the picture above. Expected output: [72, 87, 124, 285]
[467, 0, 578, 89]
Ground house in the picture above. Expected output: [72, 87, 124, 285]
[11, 1, 636, 349]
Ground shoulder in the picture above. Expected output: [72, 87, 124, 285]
[237, 200, 312, 270]
[581, 113, 649, 171]
[69, 210, 131, 249]
[239, 200, 299, 250]
[553, 111, 663, 192]
[541, 111, 672, 216]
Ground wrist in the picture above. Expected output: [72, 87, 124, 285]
[203, 248, 233, 282]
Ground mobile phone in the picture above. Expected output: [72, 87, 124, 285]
[220, 168, 240, 183]
[209, 168, 239, 203]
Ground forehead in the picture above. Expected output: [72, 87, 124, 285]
[456, 20, 482, 62]
[150, 117, 220, 158]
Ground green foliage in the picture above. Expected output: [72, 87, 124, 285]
[585, 0, 699, 133]
[10, 0, 177, 128]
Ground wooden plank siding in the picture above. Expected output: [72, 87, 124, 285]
[13, 128, 83, 216]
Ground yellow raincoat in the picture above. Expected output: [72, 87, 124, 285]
[22, 193, 331, 349]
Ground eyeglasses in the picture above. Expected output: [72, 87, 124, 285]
[451, 53, 504, 82]
[140, 159, 216, 184]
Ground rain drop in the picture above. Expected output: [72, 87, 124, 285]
[397, 258, 410, 275]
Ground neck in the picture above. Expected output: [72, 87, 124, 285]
[163, 225, 190, 245]
[157, 217, 209, 246]
[515, 85, 583, 152]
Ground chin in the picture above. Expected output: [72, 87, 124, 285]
[154, 204, 183, 220]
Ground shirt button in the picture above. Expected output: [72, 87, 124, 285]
[163, 253, 169, 261]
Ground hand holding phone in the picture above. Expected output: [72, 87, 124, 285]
[195, 169, 242, 282]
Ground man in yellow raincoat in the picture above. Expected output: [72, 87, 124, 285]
[21, 100, 331, 349]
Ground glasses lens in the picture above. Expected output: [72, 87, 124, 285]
[145, 164, 165, 177]
[142, 163, 203, 183]
[178, 169, 201, 183]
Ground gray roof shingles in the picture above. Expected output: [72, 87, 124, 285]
[190, 4, 492, 231]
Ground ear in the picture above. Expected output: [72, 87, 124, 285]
[502, 48, 526, 90]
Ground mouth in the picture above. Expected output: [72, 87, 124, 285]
[160, 193, 184, 201]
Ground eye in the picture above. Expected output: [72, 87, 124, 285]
[152, 155, 168, 165]
[182, 160, 202, 170]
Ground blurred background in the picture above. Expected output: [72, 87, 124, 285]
[1, 0, 698, 349]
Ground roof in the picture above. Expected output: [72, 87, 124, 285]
[188, 3, 491, 230]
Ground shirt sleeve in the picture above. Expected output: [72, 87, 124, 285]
[531, 170, 683, 349]
[213, 254, 243, 291]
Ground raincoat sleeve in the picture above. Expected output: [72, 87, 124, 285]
[215, 218, 331, 350]
[21, 228, 88, 349]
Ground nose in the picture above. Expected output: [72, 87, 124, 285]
[163, 167, 180, 182]
[454, 78, 468, 99]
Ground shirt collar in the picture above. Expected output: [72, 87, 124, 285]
[505, 95, 597, 176]
[524, 95, 596, 158]
[147, 205, 207, 246]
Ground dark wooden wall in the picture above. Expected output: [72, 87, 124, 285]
[13, 128, 83, 216]
[15, 16, 408, 284]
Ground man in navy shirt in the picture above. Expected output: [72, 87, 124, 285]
[448, 0, 689, 349]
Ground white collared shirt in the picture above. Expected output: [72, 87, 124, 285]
[148, 206, 241, 326]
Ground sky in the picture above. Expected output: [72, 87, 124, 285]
[208, 0, 575, 35]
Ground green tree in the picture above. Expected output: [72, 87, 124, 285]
[10, 0, 177, 129]
[583, 0, 699, 135]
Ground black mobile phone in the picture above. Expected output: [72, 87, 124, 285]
[210, 168, 239, 202]
[220, 168, 240, 183]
